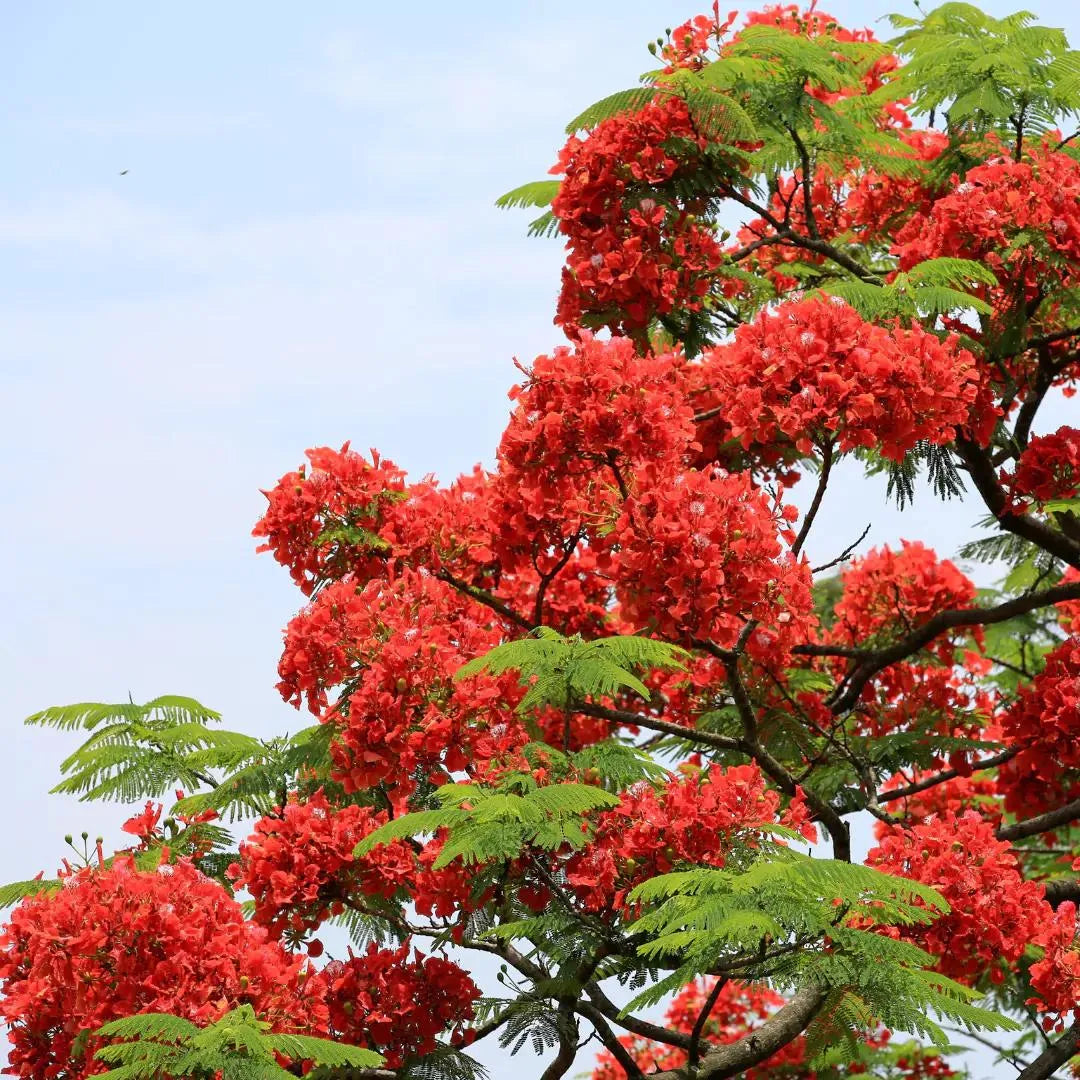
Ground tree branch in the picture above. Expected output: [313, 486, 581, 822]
[649, 986, 827, 1080]
[577, 701, 742, 753]
[792, 441, 833, 558]
[953, 437, 1080, 570]
[827, 580, 1080, 715]
[584, 984, 693, 1051]
[436, 570, 535, 632]
[876, 748, 1017, 804]
[1043, 879, 1080, 909]
[1016, 1019, 1080, 1080]
[688, 978, 728, 1068]
[998, 797, 1080, 842]
[573, 1000, 647, 1080]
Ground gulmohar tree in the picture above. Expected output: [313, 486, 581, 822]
[6, 3, 1080, 1078]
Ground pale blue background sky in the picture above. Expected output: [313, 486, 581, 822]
[2, 2, 1077, 1076]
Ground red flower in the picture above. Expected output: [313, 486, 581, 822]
[229, 790, 416, 939]
[550, 96, 721, 338]
[253, 443, 407, 595]
[612, 464, 813, 653]
[323, 942, 480, 1067]
[1002, 426, 1080, 509]
[567, 763, 814, 912]
[866, 811, 1049, 983]
[997, 636, 1080, 817]
[694, 297, 985, 466]
[0, 860, 325, 1080]
[120, 801, 163, 839]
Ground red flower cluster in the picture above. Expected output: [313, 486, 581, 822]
[826, 543, 991, 736]
[1030, 901, 1080, 1026]
[0, 859, 324, 1080]
[612, 465, 812, 650]
[844, 130, 949, 236]
[866, 811, 1049, 983]
[254, 444, 407, 594]
[874, 772, 1001, 840]
[694, 298, 984, 464]
[1002, 426, 1080, 509]
[550, 96, 721, 337]
[229, 791, 415, 939]
[498, 334, 696, 529]
[895, 148, 1080, 303]
[1058, 567, 1080, 634]
[566, 763, 815, 911]
[323, 942, 480, 1067]
[660, 7, 739, 69]
[830, 541, 979, 660]
[997, 636, 1080, 817]
[279, 570, 526, 801]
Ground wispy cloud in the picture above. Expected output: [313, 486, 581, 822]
[57, 108, 269, 139]
[0, 190, 559, 288]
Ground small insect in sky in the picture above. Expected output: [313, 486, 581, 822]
[119, 170, 129, 175]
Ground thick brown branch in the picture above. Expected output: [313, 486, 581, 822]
[953, 437, 1080, 569]
[998, 797, 1080, 842]
[1016, 1019, 1080, 1080]
[650, 986, 827, 1080]
[585, 984, 693, 1051]
[828, 580, 1080, 715]
[1043, 879, 1080, 909]
[877, 748, 1017, 804]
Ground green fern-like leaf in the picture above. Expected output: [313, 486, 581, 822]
[0, 877, 62, 909]
[495, 180, 560, 210]
[457, 629, 686, 714]
[25, 696, 261, 805]
[94, 1005, 382, 1080]
[564, 87, 661, 133]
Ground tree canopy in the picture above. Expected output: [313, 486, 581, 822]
[5, 3, 1080, 1078]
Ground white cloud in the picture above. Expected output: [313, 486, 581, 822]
[58, 108, 268, 139]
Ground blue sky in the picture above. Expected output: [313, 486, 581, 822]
[3, 2, 1079, 1076]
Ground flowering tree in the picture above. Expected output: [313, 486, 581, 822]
[6, 3, 1080, 1078]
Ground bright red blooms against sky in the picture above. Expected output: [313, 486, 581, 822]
[5, 3, 1080, 1080]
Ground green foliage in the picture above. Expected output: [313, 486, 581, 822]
[25, 694, 336, 824]
[891, 4, 1080, 146]
[821, 257, 996, 321]
[0, 877, 62, 909]
[622, 852, 1019, 1047]
[25, 696, 258, 804]
[569, 740, 671, 789]
[173, 724, 335, 823]
[481, 996, 562, 1058]
[494, 180, 561, 210]
[356, 778, 619, 867]
[861, 440, 966, 509]
[563, 86, 660, 133]
[92, 1005, 382, 1080]
[401, 1044, 489, 1080]
[456, 628, 687, 712]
